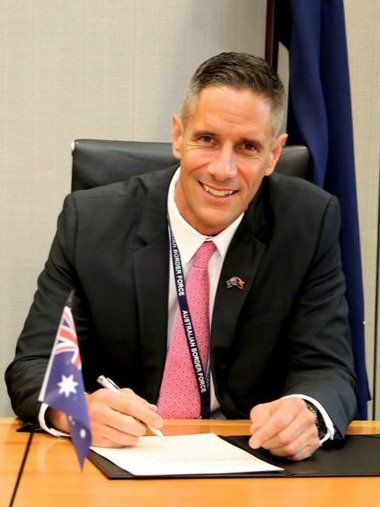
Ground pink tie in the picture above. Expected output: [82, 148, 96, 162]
[158, 241, 216, 418]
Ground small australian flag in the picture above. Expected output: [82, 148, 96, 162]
[38, 291, 91, 467]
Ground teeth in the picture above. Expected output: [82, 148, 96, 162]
[203, 184, 234, 197]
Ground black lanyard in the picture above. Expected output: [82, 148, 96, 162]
[168, 221, 210, 419]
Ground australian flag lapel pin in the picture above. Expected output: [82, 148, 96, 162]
[226, 276, 245, 290]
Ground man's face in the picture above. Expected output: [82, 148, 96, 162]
[172, 86, 287, 236]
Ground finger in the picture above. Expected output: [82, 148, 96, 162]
[263, 422, 320, 460]
[90, 411, 146, 447]
[120, 387, 159, 411]
[250, 401, 272, 426]
[96, 387, 163, 429]
[249, 402, 273, 441]
[116, 388, 164, 430]
[249, 404, 294, 449]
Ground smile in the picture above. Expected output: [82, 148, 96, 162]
[202, 184, 235, 197]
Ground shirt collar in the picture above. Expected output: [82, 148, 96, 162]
[167, 168, 243, 263]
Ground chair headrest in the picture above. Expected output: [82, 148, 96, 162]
[71, 139, 311, 191]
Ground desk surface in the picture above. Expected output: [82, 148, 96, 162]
[1, 417, 379, 507]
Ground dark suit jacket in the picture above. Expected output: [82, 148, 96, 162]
[5, 167, 357, 438]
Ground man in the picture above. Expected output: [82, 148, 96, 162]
[5, 52, 357, 461]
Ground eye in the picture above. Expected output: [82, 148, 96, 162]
[241, 141, 256, 152]
[198, 135, 213, 144]
[192, 131, 216, 145]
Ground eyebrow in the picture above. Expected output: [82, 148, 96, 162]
[191, 129, 266, 152]
[192, 129, 215, 138]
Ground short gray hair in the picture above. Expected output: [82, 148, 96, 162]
[182, 52, 286, 137]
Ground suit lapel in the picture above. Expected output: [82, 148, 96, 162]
[132, 169, 174, 402]
[211, 184, 271, 353]
[211, 228, 266, 351]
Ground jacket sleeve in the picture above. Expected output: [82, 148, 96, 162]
[282, 195, 357, 436]
[5, 194, 81, 423]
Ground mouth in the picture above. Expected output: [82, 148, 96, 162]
[202, 183, 236, 198]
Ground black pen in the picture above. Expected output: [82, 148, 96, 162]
[97, 375, 165, 440]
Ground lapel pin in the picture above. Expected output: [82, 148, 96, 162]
[226, 276, 245, 290]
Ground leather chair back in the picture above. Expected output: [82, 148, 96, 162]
[71, 139, 311, 191]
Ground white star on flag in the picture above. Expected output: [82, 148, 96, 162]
[58, 374, 78, 397]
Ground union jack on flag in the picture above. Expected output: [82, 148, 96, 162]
[53, 307, 81, 368]
[38, 291, 91, 468]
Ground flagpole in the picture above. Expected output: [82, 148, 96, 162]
[8, 425, 36, 507]
[66, 289, 74, 308]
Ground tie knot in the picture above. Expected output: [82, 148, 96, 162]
[192, 241, 216, 269]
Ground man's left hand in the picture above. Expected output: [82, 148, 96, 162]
[249, 397, 320, 461]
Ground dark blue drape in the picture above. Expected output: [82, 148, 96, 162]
[278, 0, 370, 418]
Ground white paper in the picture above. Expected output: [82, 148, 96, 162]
[91, 433, 283, 476]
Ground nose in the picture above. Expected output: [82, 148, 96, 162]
[208, 145, 237, 181]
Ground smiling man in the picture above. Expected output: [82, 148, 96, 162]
[6, 52, 357, 461]
[172, 85, 285, 236]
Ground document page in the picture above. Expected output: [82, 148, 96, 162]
[91, 433, 283, 476]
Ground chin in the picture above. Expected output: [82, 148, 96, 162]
[196, 221, 227, 236]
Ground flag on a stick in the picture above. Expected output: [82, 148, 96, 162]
[38, 291, 91, 467]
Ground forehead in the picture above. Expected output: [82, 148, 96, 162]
[186, 86, 274, 136]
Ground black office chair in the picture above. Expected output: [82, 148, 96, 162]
[71, 139, 311, 192]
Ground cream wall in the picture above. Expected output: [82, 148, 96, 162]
[0, 0, 267, 416]
[1, 0, 379, 419]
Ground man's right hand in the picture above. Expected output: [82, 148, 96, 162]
[47, 387, 164, 447]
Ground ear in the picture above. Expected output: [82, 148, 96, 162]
[171, 114, 184, 160]
[264, 133, 288, 176]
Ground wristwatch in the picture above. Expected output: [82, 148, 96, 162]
[305, 401, 328, 440]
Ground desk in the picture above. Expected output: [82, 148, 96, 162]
[1, 417, 379, 507]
